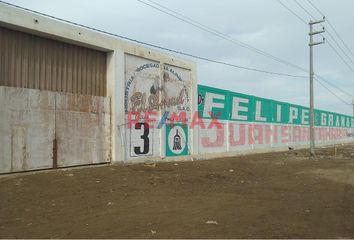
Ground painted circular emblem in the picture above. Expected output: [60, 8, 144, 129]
[167, 126, 187, 155]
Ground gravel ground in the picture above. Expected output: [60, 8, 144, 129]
[1, 144, 354, 238]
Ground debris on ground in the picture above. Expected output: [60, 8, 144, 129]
[2, 144, 354, 239]
[205, 220, 218, 225]
[144, 163, 156, 168]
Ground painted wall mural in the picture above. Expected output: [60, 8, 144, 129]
[124, 54, 192, 159]
[124, 53, 353, 161]
[166, 124, 188, 157]
[197, 84, 354, 154]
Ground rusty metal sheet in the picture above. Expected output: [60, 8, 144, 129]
[0, 86, 55, 173]
[55, 92, 111, 167]
[0, 87, 111, 174]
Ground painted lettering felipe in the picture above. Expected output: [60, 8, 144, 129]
[199, 88, 354, 128]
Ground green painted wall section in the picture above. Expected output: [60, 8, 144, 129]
[198, 84, 354, 128]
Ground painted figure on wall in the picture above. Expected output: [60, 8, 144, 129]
[173, 129, 182, 150]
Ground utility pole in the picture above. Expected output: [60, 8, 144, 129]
[352, 100, 354, 117]
[309, 17, 325, 157]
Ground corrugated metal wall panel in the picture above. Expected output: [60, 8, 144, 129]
[0, 27, 106, 96]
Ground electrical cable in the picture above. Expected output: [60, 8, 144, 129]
[294, 0, 354, 70]
[278, 0, 307, 25]
[307, 0, 354, 59]
[315, 78, 351, 105]
[0, 0, 351, 106]
[326, 31, 354, 67]
[0, 0, 307, 78]
[137, 0, 308, 73]
[326, 40, 354, 72]
[278, 0, 354, 102]
[293, 0, 316, 19]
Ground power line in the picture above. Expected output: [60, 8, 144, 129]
[148, 50, 308, 78]
[324, 33, 354, 72]
[326, 40, 354, 72]
[1, 0, 352, 106]
[283, 1, 354, 76]
[142, 0, 354, 101]
[137, 0, 308, 73]
[315, 75, 354, 99]
[326, 31, 354, 67]
[315, 78, 351, 105]
[139, 0, 354, 104]
[146, 0, 354, 101]
[141, 0, 354, 105]
[277, 0, 354, 102]
[293, 0, 316, 20]
[302, 0, 354, 70]
[293, 0, 354, 71]
[278, 0, 308, 27]
[277, 0, 307, 25]
[144, 0, 354, 108]
[306, 0, 325, 16]
[326, 20, 354, 60]
[0, 0, 307, 78]
[307, 0, 354, 59]
[324, 31, 354, 72]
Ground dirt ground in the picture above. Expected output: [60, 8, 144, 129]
[1, 145, 354, 239]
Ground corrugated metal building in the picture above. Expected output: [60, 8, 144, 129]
[0, 2, 197, 174]
[0, 26, 107, 96]
[0, 2, 353, 175]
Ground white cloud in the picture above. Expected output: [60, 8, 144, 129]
[4, 0, 354, 115]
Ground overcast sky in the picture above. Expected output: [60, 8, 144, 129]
[5, 0, 354, 115]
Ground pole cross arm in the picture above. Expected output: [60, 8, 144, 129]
[309, 30, 325, 36]
[309, 17, 326, 25]
[309, 41, 325, 46]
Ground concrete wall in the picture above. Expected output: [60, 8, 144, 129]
[195, 85, 354, 159]
[0, 2, 197, 166]
[123, 54, 195, 162]
[1, 3, 353, 173]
